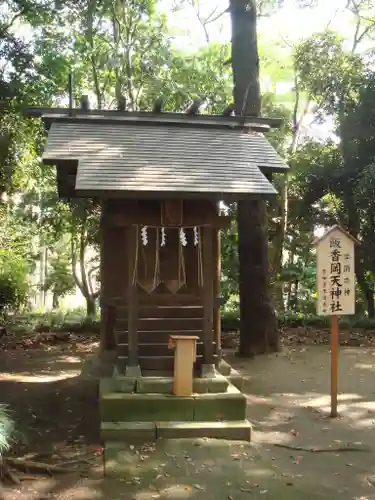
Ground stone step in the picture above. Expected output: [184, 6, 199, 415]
[116, 342, 216, 358]
[115, 330, 203, 344]
[116, 354, 218, 371]
[100, 385, 247, 422]
[102, 421, 156, 442]
[100, 374, 229, 395]
[101, 420, 252, 443]
[157, 420, 251, 440]
[117, 355, 175, 371]
[113, 301, 203, 312]
[115, 317, 203, 331]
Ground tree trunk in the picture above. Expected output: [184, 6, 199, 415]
[365, 289, 374, 318]
[355, 250, 374, 317]
[86, 296, 96, 317]
[286, 282, 292, 310]
[52, 291, 59, 309]
[271, 78, 308, 312]
[70, 231, 98, 319]
[237, 200, 278, 355]
[293, 280, 299, 311]
[230, 0, 278, 356]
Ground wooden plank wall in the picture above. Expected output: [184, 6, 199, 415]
[100, 199, 219, 371]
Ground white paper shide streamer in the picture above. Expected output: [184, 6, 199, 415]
[160, 227, 166, 247]
[179, 228, 187, 247]
[141, 226, 148, 246]
[193, 226, 199, 246]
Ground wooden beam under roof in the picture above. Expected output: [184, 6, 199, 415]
[24, 106, 283, 130]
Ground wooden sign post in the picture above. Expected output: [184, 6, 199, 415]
[314, 226, 357, 418]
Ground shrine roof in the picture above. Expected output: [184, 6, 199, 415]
[42, 120, 287, 198]
[24, 108, 289, 199]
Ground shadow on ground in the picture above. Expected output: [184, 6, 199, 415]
[1, 345, 375, 499]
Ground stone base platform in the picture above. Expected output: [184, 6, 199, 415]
[102, 419, 252, 445]
[100, 376, 250, 447]
[97, 353, 250, 477]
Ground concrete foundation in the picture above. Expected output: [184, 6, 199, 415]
[93, 348, 250, 475]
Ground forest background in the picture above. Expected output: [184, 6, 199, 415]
[2, 0, 375, 343]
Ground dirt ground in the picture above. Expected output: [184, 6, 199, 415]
[1, 336, 375, 499]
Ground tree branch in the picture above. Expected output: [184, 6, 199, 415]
[347, 0, 375, 51]
[205, 6, 230, 25]
[70, 235, 84, 296]
[78, 226, 90, 297]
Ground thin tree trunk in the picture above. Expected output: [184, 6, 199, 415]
[365, 290, 374, 318]
[355, 250, 374, 317]
[286, 282, 292, 310]
[70, 231, 97, 319]
[86, 0, 102, 109]
[230, 0, 278, 356]
[52, 292, 59, 309]
[293, 280, 299, 310]
[86, 296, 96, 317]
[271, 78, 309, 311]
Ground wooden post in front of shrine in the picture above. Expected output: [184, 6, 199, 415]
[314, 226, 358, 418]
[202, 225, 215, 374]
[126, 225, 141, 377]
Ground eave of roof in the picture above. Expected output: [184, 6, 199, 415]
[38, 113, 288, 200]
[24, 107, 283, 133]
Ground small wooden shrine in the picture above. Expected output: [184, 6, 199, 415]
[26, 103, 288, 378]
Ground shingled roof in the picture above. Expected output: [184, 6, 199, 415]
[40, 115, 288, 200]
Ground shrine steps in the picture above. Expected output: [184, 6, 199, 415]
[117, 341, 213, 357]
[100, 390, 246, 422]
[100, 368, 250, 477]
[116, 317, 203, 331]
[115, 330, 205, 344]
[117, 355, 219, 371]
[100, 378, 250, 442]
[113, 303, 212, 372]
[102, 420, 251, 443]
[116, 341, 217, 371]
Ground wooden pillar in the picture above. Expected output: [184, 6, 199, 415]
[213, 204, 221, 360]
[202, 226, 214, 366]
[127, 225, 139, 368]
[99, 202, 116, 351]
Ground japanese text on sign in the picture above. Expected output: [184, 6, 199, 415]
[316, 227, 355, 316]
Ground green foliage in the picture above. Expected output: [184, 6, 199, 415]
[8, 307, 375, 340]
[0, 250, 30, 315]
[294, 31, 363, 118]
[6, 308, 100, 335]
[290, 26, 375, 315]
[221, 309, 375, 331]
[2, 0, 375, 325]
[43, 251, 76, 306]
[0, 205, 33, 316]
[0, 404, 15, 455]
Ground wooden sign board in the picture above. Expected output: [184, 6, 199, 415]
[315, 226, 356, 317]
[314, 225, 358, 418]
